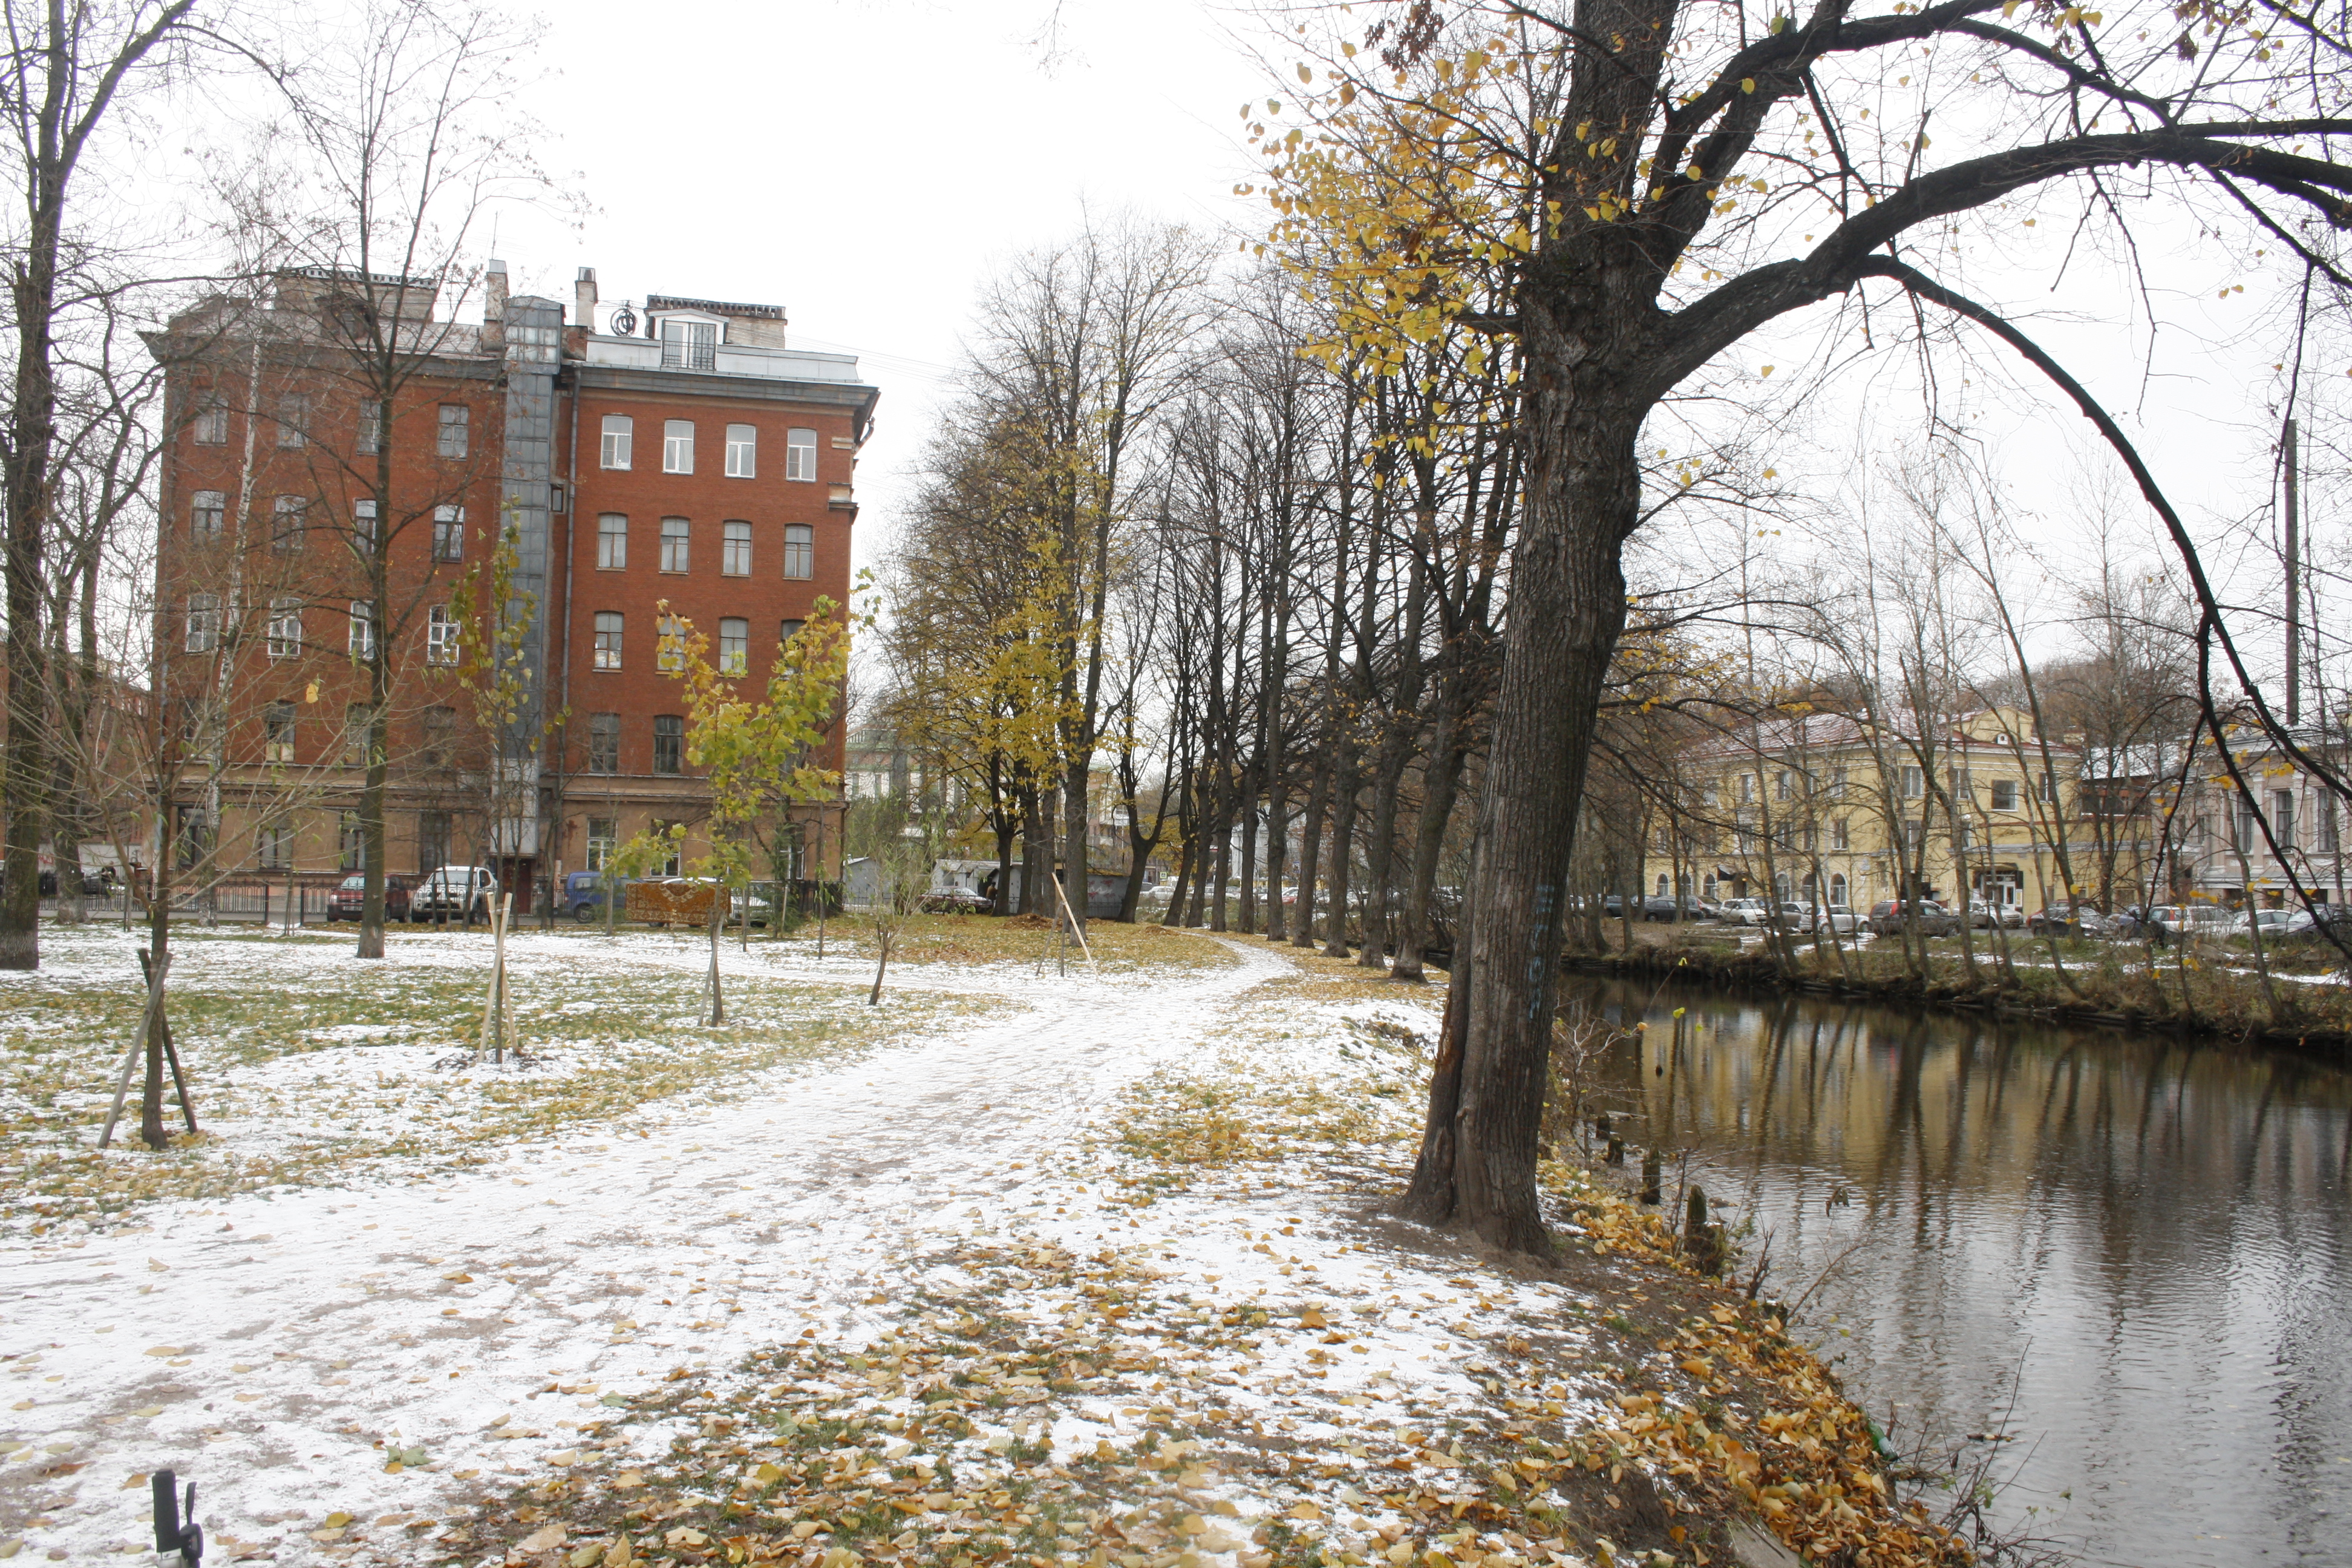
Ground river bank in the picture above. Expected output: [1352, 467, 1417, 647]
[1563, 927, 2352, 1051]
[1564, 969, 2352, 1566]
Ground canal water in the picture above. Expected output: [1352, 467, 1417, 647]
[1569, 975, 2352, 1567]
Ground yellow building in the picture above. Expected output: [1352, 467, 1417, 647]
[1639, 707, 2136, 916]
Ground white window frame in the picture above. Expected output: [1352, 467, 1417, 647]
[433, 505, 464, 563]
[192, 396, 228, 446]
[426, 604, 459, 666]
[601, 413, 633, 469]
[586, 714, 620, 774]
[354, 498, 377, 548]
[597, 513, 627, 570]
[437, 402, 470, 458]
[191, 489, 226, 540]
[722, 520, 751, 577]
[267, 598, 303, 660]
[593, 612, 623, 671]
[276, 393, 309, 448]
[272, 495, 306, 552]
[586, 815, 618, 871]
[263, 702, 297, 765]
[657, 615, 685, 674]
[185, 594, 220, 654]
[725, 423, 757, 478]
[785, 427, 818, 482]
[719, 617, 748, 675]
[1990, 778, 2020, 812]
[783, 523, 813, 580]
[660, 517, 690, 573]
[663, 419, 694, 474]
[348, 600, 375, 658]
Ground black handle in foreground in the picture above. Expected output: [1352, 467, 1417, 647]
[150, 1469, 203, 1563]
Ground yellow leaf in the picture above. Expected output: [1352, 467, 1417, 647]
[613, 1470, 646, 1490]
[323, 1513, 353, 1529]
[1741, 77, 1756, 93]
[1288, 1501, 1324, 1521]
[1300, 1307, 1328, 1329]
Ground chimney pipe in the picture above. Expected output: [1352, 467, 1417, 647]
[482, 259, 509, 349]
[573, 266, 598, 332]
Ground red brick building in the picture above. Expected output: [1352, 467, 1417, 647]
[149, 264, 875, 908]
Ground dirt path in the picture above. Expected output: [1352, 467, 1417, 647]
[1, 935, 1293, 1562]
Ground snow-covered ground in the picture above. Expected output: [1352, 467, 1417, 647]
[7, 927, 1426, 1563]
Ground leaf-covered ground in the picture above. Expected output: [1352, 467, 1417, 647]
[2, 931, 1964, 1568]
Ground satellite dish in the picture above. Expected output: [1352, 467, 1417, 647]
[608, 304, 636, 337]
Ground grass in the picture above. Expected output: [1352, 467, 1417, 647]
[0, 926, 1006, 1233]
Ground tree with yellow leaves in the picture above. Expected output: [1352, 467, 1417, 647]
[1255, 0, 2352, 1251]
[657, 599, 851, 1025]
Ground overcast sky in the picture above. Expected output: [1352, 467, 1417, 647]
[368, 0, 2337, 672]
[488, 0, 1273, 578]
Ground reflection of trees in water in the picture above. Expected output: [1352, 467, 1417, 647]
[1568, 975, 2352, 1564]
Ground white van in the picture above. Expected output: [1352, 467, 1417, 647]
[409, 865, 498, 923]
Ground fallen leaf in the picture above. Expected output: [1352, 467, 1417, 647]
[323, 1513, 352, 1529]
[519, 1523, 566, 1552]
[611, 1470, 645, 1490]
[1287, 1501, 1324, 1521]
[143, 1346, 181, 1357]
[443, 1273, 474, 1284]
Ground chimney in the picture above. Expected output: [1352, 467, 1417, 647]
[574, 266, 598, 332]
[482, 259, 508, 349]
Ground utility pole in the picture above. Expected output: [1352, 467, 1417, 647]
[2285, 415, 2301, 728]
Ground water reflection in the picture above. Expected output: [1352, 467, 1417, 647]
[1570, 976, 2352, 1568]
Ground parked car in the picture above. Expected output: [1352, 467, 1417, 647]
[2145, 904, 2231, 944]
[1718, 897, 1773, 927]
[1813, 904, 1860, 936]
[409, 865, 498, 923]
[729, 886, 777, 926]
[2227, 908, 2300, 939]
[1966, 898, 2025, 929]
[2027, 902, 2112, 938]
[920, 887, 988, 914]
[327, 873, 413, 922]
[560, 870, 615, 923]
[1867, 900, 1959, 936]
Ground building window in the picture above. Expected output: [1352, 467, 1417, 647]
[650, 820, 683, 877]
[663, 419, 694, 474]
[1991, 778, 2020, 812]
[432, 505, 463, 562]
[344, 704, 373, 766]
[192, 395, 228, 445]
[2319, 796, 2342, 854]
[785, 426, 818, 481]
[276, 394, 309, 448]
[191, 489, 225, 540]
[1900, 765, 1924, 799]
[263, 701, 296, 764]
[780, 617, 806, 651]
[597, 513, 627, 569]
[1829, 872, 1847, 906]
[1774, 769, 1792, 802]
[2039, 770, 2059, 804]
[725, 423, 757, 478]
[656, 615, 685, 673]
[272, 495, 305, 552]
[437, 403, 469, 457]
[653, 714, 684, 775]
[661, 317, 717, 370]
[593, 610, 623, 670]
[267, 598, 302, 659]
[783, 523, 813, 580]
[426, 604, 459, 665]
[586, 817, 618, 873]
[719, 617, 748, 675]
[358, 399, 383, 454]
[348, 600, 374, 658]
[601, 413, 633, 469]
[1831, 817, 1849, 851]
[1828, 765, 1847, 799]
[2271, 789, 2296, 851]
[587, 712, 620, 774]
[721, 520, 752, 577]
[417, 809, 451, 875]
[185, 594, 221, 654]
[422, 705, 455, 769]
[338, 810, 364, 871]
[354, 498, 376, 548]
[257, 818, 293, 870]
[661, 516, 690, 573]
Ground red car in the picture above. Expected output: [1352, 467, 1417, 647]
[327, 874, 413, 922]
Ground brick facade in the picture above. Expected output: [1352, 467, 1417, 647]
[148, 264, 875, 909]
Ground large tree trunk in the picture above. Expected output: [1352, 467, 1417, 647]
[1322, 747, 1359, 958]
[1356, 725, 1413, 969]
[1393, 675, 1475, 981]
[1406, 393, 1638, 1252]
[1290, 759, 1328, 950]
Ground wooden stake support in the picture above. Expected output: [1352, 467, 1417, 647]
[477, 892, 514, 1062]
[99, 949, 186, 1149]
